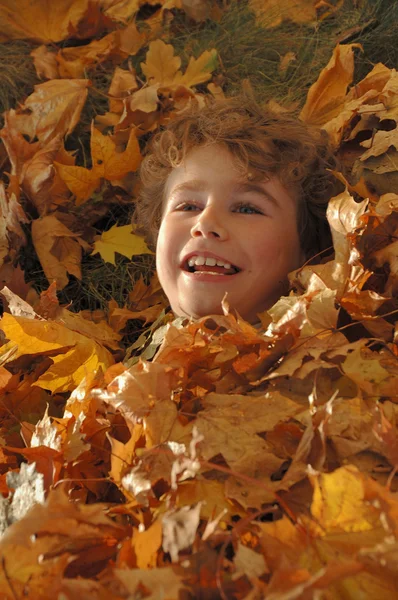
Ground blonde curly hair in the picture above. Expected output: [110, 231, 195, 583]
[132, 96, 340, 259]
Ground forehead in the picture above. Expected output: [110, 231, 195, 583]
[164, 144, 241, 195]
[163, 143, 298, 210]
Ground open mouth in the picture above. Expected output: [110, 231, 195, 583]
[183, 260, 241, 275]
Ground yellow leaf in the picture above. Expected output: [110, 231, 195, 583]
[141, 40, 182, 86]
[91, 224, 154, 265]
[300, 44, 362, 126]
[55, 124, 141, 205]
[249, 0, 317, 28]
[310, 465, 379, 533]
[0, 0, 90, 43]
[178, 49, 218, 88]
[0, 313, 114, 393]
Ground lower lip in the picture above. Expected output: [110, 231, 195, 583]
[182, 270, 241, 282]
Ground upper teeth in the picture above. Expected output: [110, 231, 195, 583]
[188, 256, 232, 269]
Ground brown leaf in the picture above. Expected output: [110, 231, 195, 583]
[31, 214, 87, 289]
[8, 79, 90, 143]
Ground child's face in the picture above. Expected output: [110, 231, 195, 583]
[156, 144, 304, 324]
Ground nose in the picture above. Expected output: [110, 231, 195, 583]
[190, 205, 229, 240]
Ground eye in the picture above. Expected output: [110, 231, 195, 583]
[174, 201, 200, 211]
[234, 202, 263, 215]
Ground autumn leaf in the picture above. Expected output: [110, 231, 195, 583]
[8, 79, 90, 143]
[300, 44, 362, 127]
[30, 45, 60, 80]
[54, 22, 146, 79]
[108, 66, 138, 113]
[176, 49, 218, 87]
[115, 566, 190, 600]
[0, 2, 398, 597]
[141, 39, 182, 86]
[55, 124, 141, 204]
[249, 0, 318, 28]
[141, 40, 217, 89]
[0, 183, 28, 270]
[31, 214, 89, 289]
[0, 0, 90, 43]
[91, 223, 154, 265]
[0, 312, 114, 393]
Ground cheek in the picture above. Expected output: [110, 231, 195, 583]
[249, 226, 301, 268]
[156, 221, 178, 273]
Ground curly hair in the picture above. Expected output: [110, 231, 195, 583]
[132, 96, 341, 259]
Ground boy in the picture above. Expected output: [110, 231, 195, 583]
[133, 97, 339, 326]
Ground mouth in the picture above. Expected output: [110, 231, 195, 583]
[182, 259, 241, 275]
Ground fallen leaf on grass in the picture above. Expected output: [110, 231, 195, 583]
[56, 125, 141, 204]
[92, 223, 154, 265]
[0, 0, 90, 43]
[300, 43, 362, 127]
[8, 79, 90, 143]
[141, 39, 217, 89]
[249, 0, 318, 28]
[31, 214, 89, 289]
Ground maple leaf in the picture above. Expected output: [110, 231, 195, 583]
[141, 39, 183, 87]
[91, 223, 154, 265]
[55, 124, 141, 205]
[176, 49, 218, 88]
[0, 313, 114, 393]
[141, 39, 217, 89]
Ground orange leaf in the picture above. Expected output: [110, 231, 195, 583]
[300, 44, 362, 126]
[0, 0, 90, 43]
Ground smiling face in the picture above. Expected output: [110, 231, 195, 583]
[156, 144, 305, 324]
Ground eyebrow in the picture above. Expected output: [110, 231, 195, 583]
[169, 179, 279, 207]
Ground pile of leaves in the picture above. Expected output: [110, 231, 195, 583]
[1, 1, 398, 598]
